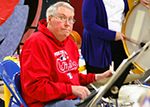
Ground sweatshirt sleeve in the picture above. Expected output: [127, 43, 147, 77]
[20, 36, 73, 102]
[78, 73, 95, 86]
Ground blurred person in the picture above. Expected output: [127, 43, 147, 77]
[81, 0, 148, 73]
[81, 0, 129, 73]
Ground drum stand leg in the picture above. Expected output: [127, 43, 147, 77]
[114, 99, 118, 107]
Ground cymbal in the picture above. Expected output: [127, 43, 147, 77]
[87, 73, 144, 89]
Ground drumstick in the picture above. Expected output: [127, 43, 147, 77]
[124, 36, 146, 48]
[124, 36, 140, 45]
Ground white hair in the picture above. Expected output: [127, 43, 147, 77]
[46, 2, 75, 22]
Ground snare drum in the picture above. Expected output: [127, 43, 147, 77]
[102, 85, 150, 107]
[122, 3, 150, 74]
[118, 85, 150, 106]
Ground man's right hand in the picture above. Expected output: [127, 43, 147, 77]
[72, 85, 91, 100]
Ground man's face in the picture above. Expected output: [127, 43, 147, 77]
[48, 6, 74, 42]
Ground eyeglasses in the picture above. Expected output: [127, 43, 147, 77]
[52, 15, 75, 24]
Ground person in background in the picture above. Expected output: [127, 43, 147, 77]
[20, 2, 114, 107]
[81, 0, 129, 74]
[81, 0, 149, 74]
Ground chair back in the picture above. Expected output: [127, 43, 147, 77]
[0, 60, 20, 85]
[13, 72, 28, 107]
[0, 59, 21, 106]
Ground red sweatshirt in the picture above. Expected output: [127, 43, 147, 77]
[20, 19, 95, 107]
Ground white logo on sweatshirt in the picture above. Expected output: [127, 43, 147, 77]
[54, 50, 78, 73]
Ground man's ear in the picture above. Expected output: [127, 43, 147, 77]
[48, 15, 53, 23]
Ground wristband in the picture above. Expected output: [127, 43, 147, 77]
[94, 74, 97, 81]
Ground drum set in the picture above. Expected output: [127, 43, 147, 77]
[76, 1, 150, 107]
[76, 41, 150, 107]
[122, 2, 150, 74]
[102, 2, 150, 107]
[103, 2, 150, 107]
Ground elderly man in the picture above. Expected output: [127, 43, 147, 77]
[20, 2, 113, 107]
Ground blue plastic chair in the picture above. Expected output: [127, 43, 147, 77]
[13, 72, 27, 107]
[0, 60, 21, 107]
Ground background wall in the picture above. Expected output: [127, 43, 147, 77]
[70, 0, 84, 37]
[21, 0, 84, 47]
[39, 0, 84, 37]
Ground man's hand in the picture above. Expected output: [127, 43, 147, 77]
[72, 85, 91, 100]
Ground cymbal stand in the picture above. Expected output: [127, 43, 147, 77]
[107, 97, 119, 107]
[114, 99, 118, 107]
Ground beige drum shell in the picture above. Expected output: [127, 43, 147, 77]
[122, 3, 150, 74]
[118, 85, 150, 106]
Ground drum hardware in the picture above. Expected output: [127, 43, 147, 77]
[138, 69, 150, 83]
[133, 1, 138, 6]
[111, 86, 119, 95]
[99, 98, 115, 107]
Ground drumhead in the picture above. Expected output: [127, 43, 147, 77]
[122, 3, 150, 73]
[118, 85, 150, 106]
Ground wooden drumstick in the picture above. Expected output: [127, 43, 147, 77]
[124, 36, 140, 45]
[124, 36, 146, 48]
